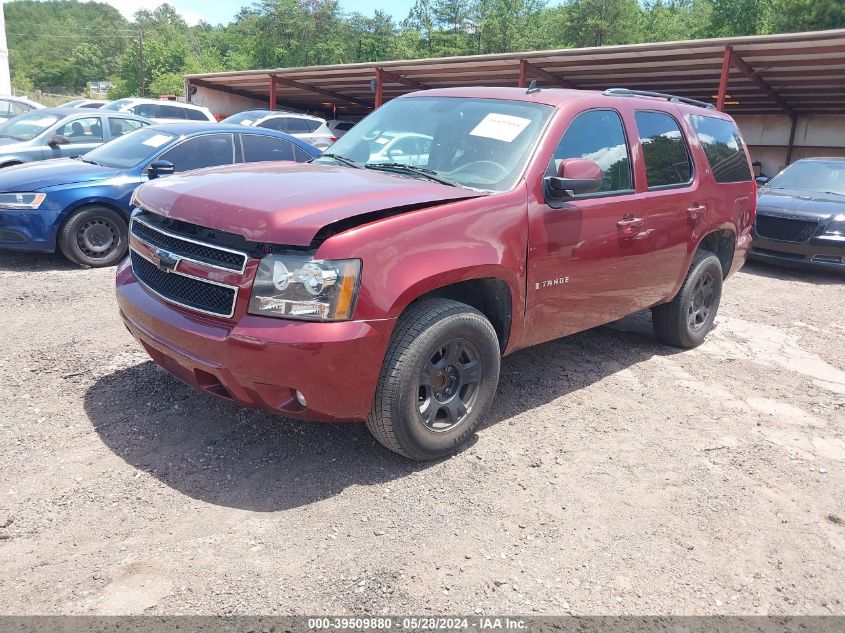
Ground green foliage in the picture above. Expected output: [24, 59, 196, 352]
[5, 0, 845, 96]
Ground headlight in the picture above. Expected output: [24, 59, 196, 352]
[823, 220, 845, 238]
[248, 252, 361, 321]
[0, 193, 46, 209]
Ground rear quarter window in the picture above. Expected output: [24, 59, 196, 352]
[690, 115, 752, 183]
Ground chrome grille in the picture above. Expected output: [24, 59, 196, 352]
[131, 216, 247, 272]
[755, 215, 818, 243]
[130, 251, 238, 317]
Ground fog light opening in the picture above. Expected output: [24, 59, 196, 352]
[295, 390, 307, 407]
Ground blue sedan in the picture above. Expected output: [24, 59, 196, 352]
[0, 124, 321, 267]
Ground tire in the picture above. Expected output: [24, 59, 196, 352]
[652, 249, 723, 348]
[58, 206, 128, 268]
[367, 298, 501, 461]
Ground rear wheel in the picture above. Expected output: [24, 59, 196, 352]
[367, 298, 501, 461]
[652, 249, 723, 348]
[58, 206, 128, 268]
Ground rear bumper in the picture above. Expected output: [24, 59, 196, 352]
[116, 259, 396, 421]
[0, 208, 61, 252]
[750, 231, 845, 272]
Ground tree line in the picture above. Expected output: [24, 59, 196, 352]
[6, 0, 844, 98]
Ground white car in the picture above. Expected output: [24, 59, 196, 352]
[367, 132, 432, 166]
[327, 119, 356, 139]
[60, 99, 108, 109]
[102, 98, 216, 124]
[222, 110, 335, 150]
[0, 96, 44, 120]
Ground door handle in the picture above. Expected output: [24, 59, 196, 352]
[687, 203, 706, 220]
[616, 216, 644, 236]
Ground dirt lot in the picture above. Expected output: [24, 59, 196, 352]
[0, 251, 843, 616]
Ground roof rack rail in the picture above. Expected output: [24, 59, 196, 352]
[603, 88, 716, 110]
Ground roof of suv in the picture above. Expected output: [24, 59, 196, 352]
[398, 86, 730, 116]
[108, 98, 211, 112]
[235, 109, 325, 122]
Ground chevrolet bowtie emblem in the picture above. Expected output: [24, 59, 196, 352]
[151, 246, 180, 273]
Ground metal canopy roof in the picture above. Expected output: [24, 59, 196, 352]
[185, 29, 845, 117]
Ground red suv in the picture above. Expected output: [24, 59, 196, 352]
[116, 87, 755, 460]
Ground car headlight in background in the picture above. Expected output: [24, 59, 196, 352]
[248, 252, 361, 321]
[0, 193, 46, 209]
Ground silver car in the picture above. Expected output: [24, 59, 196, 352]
[0, 108, 151, 168]
[0, 96, 44, 120]
[222, 110, 335, 150]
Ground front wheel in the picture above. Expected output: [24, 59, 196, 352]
[58, 206, 128, 268]
[652, 249, 723, 348]
[367, 298, 501, 461]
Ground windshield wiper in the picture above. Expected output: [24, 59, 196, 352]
[364, 162, 459, 187]
[317, 153, 361, 169]
[75, 156, 100, 166]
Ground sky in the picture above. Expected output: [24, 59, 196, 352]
[100, 0, 420, 26]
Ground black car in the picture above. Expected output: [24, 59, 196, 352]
[751, 157, 845, 271]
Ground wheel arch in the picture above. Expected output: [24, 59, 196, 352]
[694, 225, 736, 279]
[391, 270, 521, 352]
[58, 198, 130, 231]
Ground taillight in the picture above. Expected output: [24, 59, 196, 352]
[329, 137, 337, 143]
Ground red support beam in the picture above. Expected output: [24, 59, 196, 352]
[785, 114, 798, 165]
[378, 68, 428, 90]
[730, 51, 796, 116]
[716, 46, 732, 112]
[374, 67, 384, 109]
[269, 74, 277, 110]
[518, 59, 528, 88]
[518, 59, 576, 89]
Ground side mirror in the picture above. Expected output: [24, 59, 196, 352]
[544, 158, 604, 208]
[47, 135, 70, 147]
[147, 160, 175, 179]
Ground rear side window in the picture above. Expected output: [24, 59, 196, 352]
[157, 133, 235, 172]
[185, 108, 208, 121]
[158, 104, 187, 120]
[258, 117, 286, 132]
[131, 103, 157, 118]
[690, 115, 752, 183]
[551, 109, 632, 195]
[285, 118, 311, 134]
[241, 134, 296, 162]
[635, 111, 692, 188]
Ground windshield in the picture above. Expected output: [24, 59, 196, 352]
[320, 96, 553, 191]
[767, 161, 845, 196]
[222, 111, 269, 126]
[0, 111, 61, 141]
[82, 127, 176, 169]
[101, 99, 133, 111]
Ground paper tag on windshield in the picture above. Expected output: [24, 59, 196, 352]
[239, 119, 253, 126]
[374, 136, 390, 145]
[470, 113, 532, 143]
[142, 134, 171, 148]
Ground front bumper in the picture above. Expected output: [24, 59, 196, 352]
[116, 260, 396, 422]
[0, 207, 61, 253]
[750, 230, 845, 272]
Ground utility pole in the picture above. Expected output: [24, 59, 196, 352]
[0, 1, 11, 96]
[138, 27, 144, 97]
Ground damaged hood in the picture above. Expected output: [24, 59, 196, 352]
[134, 161, 485, 246]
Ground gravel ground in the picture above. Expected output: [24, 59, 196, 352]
[0, 251, 843, 616]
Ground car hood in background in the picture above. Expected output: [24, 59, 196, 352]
[0, 158, 121, 192]
[757, 188, 845, 220]
[134, 162, 486, 246]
